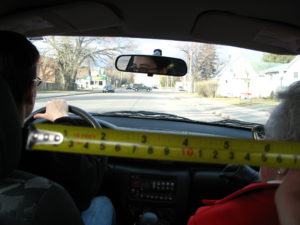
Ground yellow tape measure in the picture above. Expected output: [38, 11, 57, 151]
[27, 123, 300, 168]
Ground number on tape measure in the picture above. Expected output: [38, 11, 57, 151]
[68, 140, 74, 148]
[148, 146, 154, 154]
[132, 145, 137, 153]
[245, 153, 250, 161]
[224, 141, 230, 150]
[182, 148, 194, 156]
[182, 138, 188, 146]
[164, 147, 170, 155]
[115, 144, 121, 152]
[229, 151, 234, 160]
[198, 149, 202, 158]
[213, 150, 218, 159]
[265, 144, 271, 152]
[142, 135, 147, 144]
[100, 143, 105, 151]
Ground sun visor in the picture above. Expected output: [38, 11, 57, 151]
[0, 2, 121, 36]
[192, 11, 300, 55]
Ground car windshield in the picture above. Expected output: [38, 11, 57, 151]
[33, 36, 294, 125]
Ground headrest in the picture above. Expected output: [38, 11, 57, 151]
[0, 77, 22, 178]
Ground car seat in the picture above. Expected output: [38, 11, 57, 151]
[0, 77, 84, 225]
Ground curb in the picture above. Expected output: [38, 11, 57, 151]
[36, 91, 95, 100]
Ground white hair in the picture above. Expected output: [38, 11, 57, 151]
[264, 81, 300, 141]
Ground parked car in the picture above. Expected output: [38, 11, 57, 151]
[102, 85, 115, 93]
[126, 84, 133, 90]
[133, 83, 152, 92]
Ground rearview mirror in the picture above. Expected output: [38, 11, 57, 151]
[115, 55, 187, 76]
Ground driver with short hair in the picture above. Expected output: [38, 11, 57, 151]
[0, 30, 114, 225]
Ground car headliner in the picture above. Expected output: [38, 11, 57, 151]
[1, 0, 300, 55]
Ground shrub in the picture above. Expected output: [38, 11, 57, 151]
[269, 91, 274, 100]
[195, 80, 219, 97]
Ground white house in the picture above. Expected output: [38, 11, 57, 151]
[76, 75, 107, 90]
[76, 66, 107, 90]
[215, 55, 299, 98]
[260, 55, 300, 94]
[216, 56, 262, 98]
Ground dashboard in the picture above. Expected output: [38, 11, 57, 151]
[33, 114, 258, 225]
[90, 115, 257, 225]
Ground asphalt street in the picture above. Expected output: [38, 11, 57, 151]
[35, 89, 274, 124]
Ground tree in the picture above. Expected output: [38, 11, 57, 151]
[262, 53, 295, 63]
[104, 58, 135, 87]
[159, 76, 179, 87]
[43, 37, 135, 90]
[104, 68, 134, 87]
[180, 43, 219, 92]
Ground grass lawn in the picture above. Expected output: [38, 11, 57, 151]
[208, 97, 279, 107]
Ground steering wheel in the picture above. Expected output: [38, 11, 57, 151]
[24, 105, 114, 167]
[24, 105, 118, 129]
[24, 105, 101, 128]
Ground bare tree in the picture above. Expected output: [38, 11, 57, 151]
[43, 36, 135, 90]
[104, 57, 135, 87]
[180, 42, 219, 92]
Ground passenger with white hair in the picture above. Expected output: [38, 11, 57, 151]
[188, 81, 300, 225]
[270, 81, 300, 225]
[259, 81, 300, 184]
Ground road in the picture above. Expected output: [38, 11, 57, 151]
[35, 89, 273, 124]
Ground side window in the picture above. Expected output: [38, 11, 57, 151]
[99, 81, 103, 86]
[294, 72, 298, 79]
[90, 81, 94, 85]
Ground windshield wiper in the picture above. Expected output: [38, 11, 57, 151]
[212, 119, 262, 129]
[92, 111, 195, 122]
[92, 111, 262, 130]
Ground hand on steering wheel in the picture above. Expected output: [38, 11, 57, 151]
[33, 100, 69, 122]
[24, 101, 109, 172]
[24, 101, 101, 128]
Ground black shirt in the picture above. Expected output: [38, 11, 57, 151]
[19, 117, 106, 211]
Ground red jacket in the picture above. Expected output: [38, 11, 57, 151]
[188, 182, 280, 225]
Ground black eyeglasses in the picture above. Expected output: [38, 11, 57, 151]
[33, 77, 42, 87]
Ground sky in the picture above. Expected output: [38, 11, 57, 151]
[32, 36, 265, 65]
[133, 38, 264, 62]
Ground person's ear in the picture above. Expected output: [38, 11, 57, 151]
[24, 83, 35, 105]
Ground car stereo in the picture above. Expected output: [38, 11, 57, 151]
[129, 174, 176, 202]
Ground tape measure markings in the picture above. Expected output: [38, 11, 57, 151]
[28, 123, 300, 168]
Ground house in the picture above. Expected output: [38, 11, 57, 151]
[216, 56, 261, 97]
[215, 56, 290, 98]
[37, 56, 56, 83]
[76, 66, 107, 90]
[259, 55, 300, 94]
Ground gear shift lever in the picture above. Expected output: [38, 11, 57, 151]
[137, 212, 159, 225]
